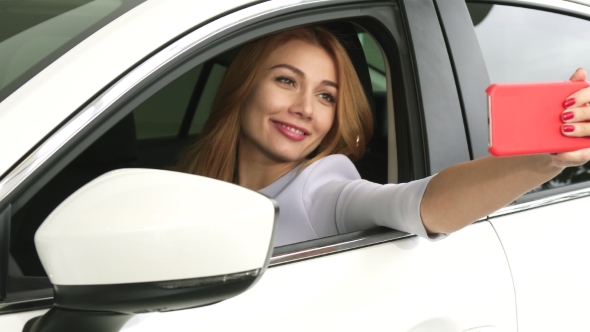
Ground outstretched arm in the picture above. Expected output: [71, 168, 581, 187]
[421, 68, 590, 234]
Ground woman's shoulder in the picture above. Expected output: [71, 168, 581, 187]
[301, 154, 361, 182]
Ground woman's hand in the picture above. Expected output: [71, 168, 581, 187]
[552, 68, 590, 168]
[422, 68, 590, 235]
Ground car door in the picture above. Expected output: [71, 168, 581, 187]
[458, 1, 590, 331]
[109, 1, 517, 330]
[1, 1, 517, 331]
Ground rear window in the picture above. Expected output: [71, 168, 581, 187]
[0, 0, 146, 103]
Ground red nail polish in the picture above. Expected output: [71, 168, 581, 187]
[563, 125, 575, 132]
[564, 98, 576, 108]
[563, 111, 574, 121]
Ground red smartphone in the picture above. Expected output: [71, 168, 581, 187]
[487, 81, 590, 157]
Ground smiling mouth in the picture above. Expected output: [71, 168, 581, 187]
[272, 121, 308, 136]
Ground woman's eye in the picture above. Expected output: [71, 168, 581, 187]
[319, 93, 336, 104]
[276, 76, 295, 86]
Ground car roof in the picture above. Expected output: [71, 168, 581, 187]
[0, 0, 255, 177]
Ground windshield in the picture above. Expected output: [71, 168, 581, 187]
[0, 0, 146, 103]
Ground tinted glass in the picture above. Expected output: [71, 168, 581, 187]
[468, 4, 590, 82]
[359, 32, 386, 94]
[0, 0, 146, 103]
[468, 3, 590, 191]
[188, 64, 227, 135]
[134, 65, 204, 140]
[359, 31, 387, 138]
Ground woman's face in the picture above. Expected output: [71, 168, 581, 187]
[240, 39, 338, 164]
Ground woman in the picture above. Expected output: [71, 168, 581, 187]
[177, 26, 590, 246]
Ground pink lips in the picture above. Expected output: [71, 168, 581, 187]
[271, 120, 308, 141]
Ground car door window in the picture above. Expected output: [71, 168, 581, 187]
[5, 22, 392, 303]
[187, 63, 228, 135]
[359, 31, 388, 142]
[467, 3, 590, 192]
[134, 64, 203, 140]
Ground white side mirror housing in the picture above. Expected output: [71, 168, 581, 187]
[28, 169, 277, 332]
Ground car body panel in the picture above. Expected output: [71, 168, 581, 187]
[116, 222, 515, 332]
[490, 196, 590, 331]
[0, 0, 256, 177]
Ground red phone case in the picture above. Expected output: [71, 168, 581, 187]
[487, 81, 590, 157]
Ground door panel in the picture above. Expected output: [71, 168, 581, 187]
[117, 222, 515, 332]
[490, 196, 590, 331]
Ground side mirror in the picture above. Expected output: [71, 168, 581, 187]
[25, 169, 277, 332]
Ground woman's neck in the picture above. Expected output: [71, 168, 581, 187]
[237, 142, 303, 191]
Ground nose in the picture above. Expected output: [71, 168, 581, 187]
[289, 90, 313, 119]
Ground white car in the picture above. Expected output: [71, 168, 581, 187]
[1, 0, 590, 331]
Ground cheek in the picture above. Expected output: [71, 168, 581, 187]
[240, 108, 267, 143]
[240, 92, 267, 132]
[243, 87, 289, 122]
[316, 108, 336, 137]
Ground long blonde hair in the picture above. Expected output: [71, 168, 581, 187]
[177, 26, 373, 182]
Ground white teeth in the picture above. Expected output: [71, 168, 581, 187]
[277, 122, 305, 135]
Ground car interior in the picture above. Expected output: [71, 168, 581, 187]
[7, 21, 391, 300]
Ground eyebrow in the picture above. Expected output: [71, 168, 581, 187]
[270, 64, 338, 89]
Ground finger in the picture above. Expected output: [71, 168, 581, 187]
[564, 86, 590, 109]
[551, 148, 590, 165]
[564, 68, 589, 108]
[570, 68, 587, 81]
[562, 122, 590, 137]
[562, 106, 590, 122]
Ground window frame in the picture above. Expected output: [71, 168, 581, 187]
[464, 0, 590, 214]
[399, 0, 471, 175]
[0, 0, 453, 313]
[434, 0, 491, 161]
[467, 0, 590, 20]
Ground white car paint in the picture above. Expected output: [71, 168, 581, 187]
[116, 222, 515, 332]
[0, 0, 255, 176]
[490, 195, 590, 331]
[35, 169, 275, 285]
[2, 224, 516, 332]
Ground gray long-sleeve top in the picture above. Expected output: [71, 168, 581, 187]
[258, 154, 446, 247]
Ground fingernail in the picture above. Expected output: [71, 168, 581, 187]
[563, 125, 575, 133]
[563, 111, 574, 121]
[564, 98, 576, 108]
